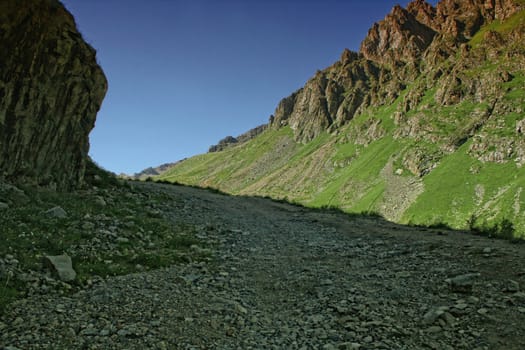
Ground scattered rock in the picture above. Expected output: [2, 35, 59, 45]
[81, 222, 96, 230]
[477, 308, 489, 315]
[504, 280, 520, 293]
[0, 183, 29, 205]
[234, 302, 248, 315]
[422, 307, 446, 325]
[513, 292, 525, 301]
[1, 183, 525, 349]
[116, 237, 130, 244]
[445, 273, 480, 293]
[426, 325, 442, 334]
[94, 196, 107, 206]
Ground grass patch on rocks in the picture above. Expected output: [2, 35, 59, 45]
[0, 172, 208, 313]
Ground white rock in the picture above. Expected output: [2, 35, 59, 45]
[44, 254, 76, 281]
[45, 206, 67, 218]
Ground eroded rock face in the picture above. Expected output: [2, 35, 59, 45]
[267, 0, 524, 146]
[271, 50, 380, 143]
[208, 124, 267, 152]
[0, 0, 107, 189]
[360, 5, 436, 65]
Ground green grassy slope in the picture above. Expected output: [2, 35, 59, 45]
[402, 141, 525, 234]
[470, 9, 525, 47]
[159, 13, 525, 238]
[159, 76, 525, 237]
[159, 103, 525, 239]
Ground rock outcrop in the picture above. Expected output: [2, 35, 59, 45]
[270, 50, 381, 143]
[0, 0, 107, 190]
[267, 0, 524, 145]
[209, 124, 267, 152]
[360, 4, 436, 65]
[132, 161, 183, 179]
[202, 1, 524, 152]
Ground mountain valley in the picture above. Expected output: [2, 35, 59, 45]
[1, 0, 525, 348]
[158, 0, 525, 236]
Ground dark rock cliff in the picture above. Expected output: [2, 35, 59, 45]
[0, 0, 107, 189]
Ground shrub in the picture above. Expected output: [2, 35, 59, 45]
[470, 217, 516, 240]
[498, 218, 515, 240]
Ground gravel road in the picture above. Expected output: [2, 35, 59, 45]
[2, 183, 525, 349]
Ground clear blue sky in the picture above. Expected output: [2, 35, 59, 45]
[61, 0, 436, 175]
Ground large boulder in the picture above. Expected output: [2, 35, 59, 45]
[44, 254, 77, 282]
[0, 0, 107, 190]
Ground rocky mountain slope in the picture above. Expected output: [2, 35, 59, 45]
[159, 0, 525, 236]
[0, 0, 107, 189]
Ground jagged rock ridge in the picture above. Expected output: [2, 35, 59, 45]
[132, 161, 184, 180]
[266, 0, 525, 178]
[204, 0, 524, 153]
[208, 124, 267, 153]
[270, 0, 524, 145]
[0, 0, 107, 189]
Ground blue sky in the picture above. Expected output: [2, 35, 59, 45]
[61, 0, 436, 175]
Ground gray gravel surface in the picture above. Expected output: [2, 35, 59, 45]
[2, 183, 525, 349]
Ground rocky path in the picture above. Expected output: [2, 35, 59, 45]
[2, 183, 525, 349]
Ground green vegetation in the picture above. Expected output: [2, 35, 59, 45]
[0, 171, 207, 312]
[161, 127, 296, 191]
[156, 9, 525, 241]
[402, 141, 525, 238]
[468, 215, 517, 241]
[309, 136, 402, 211]
[158, 88, 525, 240]
[470, 9, 525, 47]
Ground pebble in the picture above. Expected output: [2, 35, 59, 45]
[426, 326, 442, 333]
[445, 273, 480, 293]
[422, 308, 445, 325]
[116, 237, 129, 243]
[505, 280, 520, 293]
[477, 308, 488, 315]
[82, 222, 96, 230]
[94, 196, 107, 206]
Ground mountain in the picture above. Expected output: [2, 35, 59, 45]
[208, 124, 267, 153]
[132, 124, 267, 178]
[131, 161, 183, 180]
[159, 0, 525, 236]
[0, 0, 107, 190]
